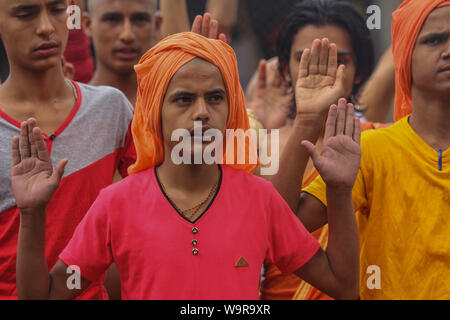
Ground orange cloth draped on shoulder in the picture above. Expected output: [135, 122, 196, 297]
[392, 0, 450, 121]
[128, 32, 258, 175]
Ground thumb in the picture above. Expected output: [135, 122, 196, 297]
[301, 140, 321, 166]
[334, 64, 346, 92]
[51, 158, 68, 186]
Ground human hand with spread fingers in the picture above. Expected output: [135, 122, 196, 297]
[301, 99, 361, 189]
[11, 119, 68, 214]
[294, 38, 346, 116]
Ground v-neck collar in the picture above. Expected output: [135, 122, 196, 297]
[155, 165, 223, 224]
[0, 80, 82, 140]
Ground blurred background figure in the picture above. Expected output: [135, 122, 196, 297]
[185, 0, 402, 122]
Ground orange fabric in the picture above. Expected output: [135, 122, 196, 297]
[392, 0, 450, 121]
[128, 32, 258, 175]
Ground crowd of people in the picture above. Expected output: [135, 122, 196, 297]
[0, 0, 448, 300]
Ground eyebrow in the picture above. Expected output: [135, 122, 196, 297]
[170, 89, 226, 98]
[11, 0, 65, 11]
[420, 31, 449, 39]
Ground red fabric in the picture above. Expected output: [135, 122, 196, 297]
[0, 153, 122, 300]
[64, 30, 94, 84]
[60, 165, 320, 299]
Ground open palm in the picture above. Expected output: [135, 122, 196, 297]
[302, 99, 361, 189]
[295, 38, 346, 115]
[11, 119, 67, 212]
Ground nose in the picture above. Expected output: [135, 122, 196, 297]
[36, 10, 56, 38]
[119, 19, 136, 44]
[443, 40, 450, 60]
[192, 98, 210, 122]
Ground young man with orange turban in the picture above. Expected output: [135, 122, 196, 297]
[273, 0, 450, 299]
[13, 32, 362, 300]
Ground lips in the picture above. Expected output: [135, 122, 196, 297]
[114, 47, 140, 60]
[34, 41, 59, 57]
[438, 65, 450, 73]
[189, 125, 212, 137]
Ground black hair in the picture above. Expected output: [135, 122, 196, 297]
[277, 0, 375, 112]
[0, 39, 9, 83]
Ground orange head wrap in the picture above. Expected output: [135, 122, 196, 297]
[392, 0, 450, 121]
[128, 32, 258, 175]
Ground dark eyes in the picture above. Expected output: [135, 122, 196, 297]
[16, 6, 66, 19]
[422, 35, 447, 46]
[208, 94, 224, 103]
[174, 95, 224, 105]
[102, 14, 151, 25]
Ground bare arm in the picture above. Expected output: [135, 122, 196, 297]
[297, 192, 328, 232]
[13, 119, 91, 299]
[160, 0, 190, 38]
[294, 101, 361, 300]
[271, 38, 346, 213]
[357, 46, 395, 123]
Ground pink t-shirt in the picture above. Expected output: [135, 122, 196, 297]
[60, 165, 319, 300]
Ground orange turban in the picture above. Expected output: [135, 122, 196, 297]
[128, 32, 258, 175]
[392, 0, 450, 121]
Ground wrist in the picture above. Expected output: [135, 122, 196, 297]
[293, 112, 327, 130]
[326, 184, 353, 195]
[19, 207, 47, 217]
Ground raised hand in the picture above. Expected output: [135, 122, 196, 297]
[191, 12, 228, 43]
[295, 38, 346, 116]
[246, 57, 294, 129]
[301, 99, 361, 189]
[11, 119, 68, 213]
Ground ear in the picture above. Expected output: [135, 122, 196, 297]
[81, 12, 92, 37]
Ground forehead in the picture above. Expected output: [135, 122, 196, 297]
[419, 6, 450, 35]
[166, 58, 226, 92]
[89, 0, 156, 15]
[291, 24, 354, 54]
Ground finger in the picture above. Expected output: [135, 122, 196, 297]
[327, 43, 338, 77]
[201, 13, 211, 38]
[344, 103, 355, 136]
[308, 39, 321, 75]
[191, 15, 202, 34]
[27, 118, 38, 157]
[298, 48, 311, 79]
[335, 98, 347, 135]
[218, 33, 228, 43]
[323, 104, 338, 142]
[209, 19, 218, 39]
[11, 136, 21, 166]
[301, 140, 321, 166]
[272, 63, 282, 88]
[33, 127, 51, 162]
[257, 59, 267, 90]
[318, 38, 329, 75]
[334, 64, 346, 93]
[51, 158, 68, 186]
[20, 121, 31, 159]
[353, 117, 361, 145]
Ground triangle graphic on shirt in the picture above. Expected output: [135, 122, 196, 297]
[235, 256, 249, 268]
